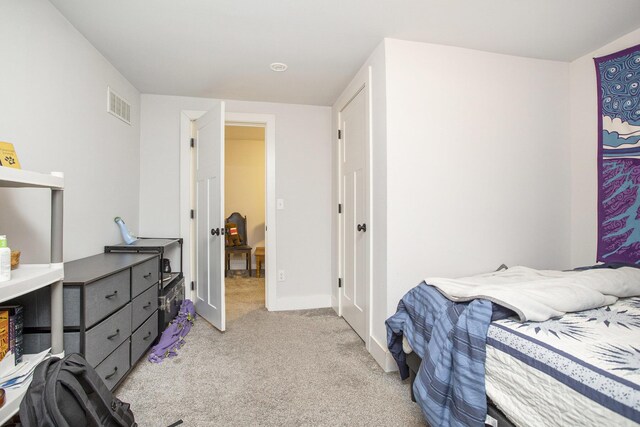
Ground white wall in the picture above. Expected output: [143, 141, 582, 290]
[139, 96, 217, 238]
[139, 95, 332, 309]
[0, 0, 141, 263]
[383, 39, 572, 321]
[569, 28, 640, 267]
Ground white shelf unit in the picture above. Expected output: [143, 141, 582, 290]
[0, 168, 64, 425]
[0, 168, 63, 190]
[0, 265, 64, 303]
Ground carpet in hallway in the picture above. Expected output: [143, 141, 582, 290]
[225, 275, 265, 322]
[116, 278, 424, 426]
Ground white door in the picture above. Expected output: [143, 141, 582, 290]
[194, 102, 226, 331]
[340, 88, 369, 340]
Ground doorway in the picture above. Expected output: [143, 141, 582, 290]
[224, 124, 266, 322]
[179, 109, 277, 332]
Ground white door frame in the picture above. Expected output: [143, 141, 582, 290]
[334, 66, 373, 350]
[180, 110, 277, 310]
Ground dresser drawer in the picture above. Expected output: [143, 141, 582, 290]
[131, 310, 158, 364]
[85, 269, 130, 328]
[131, 257, 158, 298]
[95, 339, 130, 391]
[132, 284, 158, 331]
[85, 304, 131, 367]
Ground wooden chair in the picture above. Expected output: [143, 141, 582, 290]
[255, 247, 265, 278]
[225, 212, 252, 277]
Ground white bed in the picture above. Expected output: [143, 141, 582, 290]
[403, 296, 640, 426]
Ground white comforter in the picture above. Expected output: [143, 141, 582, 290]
[426, 266, 640, 321]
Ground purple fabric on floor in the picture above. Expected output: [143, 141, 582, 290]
[148, 299, 196, 363]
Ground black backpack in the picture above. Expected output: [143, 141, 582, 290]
[19, 353, 136, 427]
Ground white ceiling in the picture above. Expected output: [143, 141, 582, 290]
[49, 0, 640, 106]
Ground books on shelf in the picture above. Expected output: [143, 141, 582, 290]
[0, 305, 23, 376]
[0, 310, 9, 373]
[4, 306, 23, 365]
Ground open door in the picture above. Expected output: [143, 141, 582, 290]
[339, 87, 369, 341]
[194, 102, 226, 331]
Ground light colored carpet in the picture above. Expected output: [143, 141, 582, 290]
[116, 277, 425, 426]
[225, 275, 266, 322]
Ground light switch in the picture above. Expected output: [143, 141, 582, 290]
[277, 198, 285, 210]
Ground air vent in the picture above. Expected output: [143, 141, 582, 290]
[107, 87, 131, 125]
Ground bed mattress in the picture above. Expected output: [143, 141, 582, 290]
[485, 296, 640, 426]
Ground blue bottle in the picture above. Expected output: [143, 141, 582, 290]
[114, 217, 137, 244]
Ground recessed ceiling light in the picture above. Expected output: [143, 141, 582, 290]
[270, 62, 288, 72]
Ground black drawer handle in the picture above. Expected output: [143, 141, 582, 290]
[143, 302, 152, 309]
[143, 331, 152, 341]
[105, 291, 118, 299]
[107, 329, 120, 340]
[144, 273, 152, 279]
[105, 366, 118, 380]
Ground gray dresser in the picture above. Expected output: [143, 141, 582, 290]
[19, 253, 160, 390]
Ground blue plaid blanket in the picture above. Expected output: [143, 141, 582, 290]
[386, 282, 495, 427]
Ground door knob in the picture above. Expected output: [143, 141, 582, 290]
[211, 228, 220, 236]
[357, 223, 367, 232]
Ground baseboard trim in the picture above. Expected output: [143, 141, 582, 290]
[270, 294, 332, 311]
[369, 335, 398, 372]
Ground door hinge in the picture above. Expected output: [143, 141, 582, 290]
[338, 203, 342, 214]
[191, 281, 195, 291]
[338, 278, 342, 288]
[190, 138, 195, 148]
[190, 209, 195, 219]
[337, 129, 342, 140]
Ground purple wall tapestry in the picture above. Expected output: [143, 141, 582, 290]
[596, 44, 640, 263]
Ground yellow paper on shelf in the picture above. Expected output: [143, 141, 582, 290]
[0, 142, 21, 169]
[0, 310, 13, 377]
[0, 311, 7, 361]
